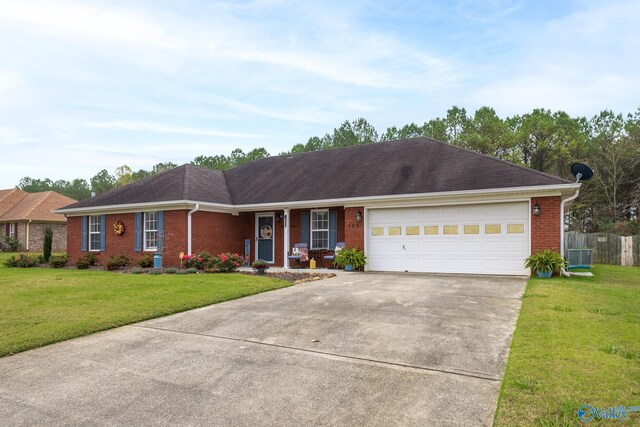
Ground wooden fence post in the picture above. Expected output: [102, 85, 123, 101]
[621, 236, 633, 267]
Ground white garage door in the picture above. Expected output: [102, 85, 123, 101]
[367, 202, 529, 275]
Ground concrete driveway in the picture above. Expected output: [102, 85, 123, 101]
[0, 273, 527, 426]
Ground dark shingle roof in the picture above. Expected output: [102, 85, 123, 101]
[63, 164, 231, 209]
[224, 137, 570, 204]
[61, 137, 571, 210]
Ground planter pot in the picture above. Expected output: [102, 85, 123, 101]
[536, 269, 553, 278]
[254, 268, 268, 275]
[344, 265, 354, 271]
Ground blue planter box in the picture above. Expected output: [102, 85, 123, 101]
[536, 269, 552, 278]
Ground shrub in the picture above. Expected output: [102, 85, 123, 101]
[4, 253, 38, 268]
[212, 252, 244, 272]
[49, 254, 70, 269]
[138, 254, 154, 268]
[130, 268, 144, 274]
[35, 254, 46, 264]
[105, 252, 133, 271]
[43, 226, 53, 262]
[524, 250, 566, 275]
[165, 267, 178, 274]
[4, 236, 23, 252]
[176, 269, 189, 275]
[334, 247, 367, 270]
[76, 258, 90, 270]
[148, 270, 162, 275]
[81, 252, 100, 266]
[252, 259, 269, 269]
[184, 251, 214, 270]
[186, 267, 198, 274]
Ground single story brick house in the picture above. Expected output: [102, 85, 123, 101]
[57, 138, 581, 275]
[1, 188, 77, 252]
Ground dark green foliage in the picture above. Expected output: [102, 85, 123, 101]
[43, 226, 53, 262]
[3, 236, 22, 252]
[186, 267, 198, 274]
[176, 269, 189, 275]
[48, 254, 69, 269]
[524, 250, 566, 275]
[211, 252, 244, 272]
[79, 252, 99, 266]
[138, 254, 154, 268]
[4, 253, 38, 268]
[334, 247, 367, 270]
[75, 258, 90, 269]
[165, 268, 178, 274]
[105, 253, 132, 270]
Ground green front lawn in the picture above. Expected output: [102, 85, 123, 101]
[0, 253, 291, 357]
[495, 265, 640, 426]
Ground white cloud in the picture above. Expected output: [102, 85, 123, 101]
[84, 121, 264, 139]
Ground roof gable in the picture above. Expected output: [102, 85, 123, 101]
[0, 190, 76, 222]
[63, 164, 232, 210]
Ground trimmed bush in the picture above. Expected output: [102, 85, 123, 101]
[165, 267, 178, 274]
[43, 226, 53, 262]
[105, 252, 133, 271]
[138, 254, 154, 268]
[176, 269, 189, 275]
[49, 254, 70, 269]
[211, 252, 244, 272]
[148, 270, 162, 275]
[130, 268, 144, 274]
[3, 236, 23, 252]
[184, 251, 214, 270]
[81, 252, 100, 266]
[4, 253, 38, 268]
[76, 258, 90, 270]
[186, 267, 198, 274]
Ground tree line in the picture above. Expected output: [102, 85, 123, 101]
[17, 106, 640, 233]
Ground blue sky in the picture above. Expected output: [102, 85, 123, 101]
[0, 0, 638, 188]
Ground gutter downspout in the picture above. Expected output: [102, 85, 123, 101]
[560, 188, 580, 277]
[187, 203, 200, 255]
[26, 220, 32, 251]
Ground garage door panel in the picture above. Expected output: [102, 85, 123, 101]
[367, 202, 530, 275]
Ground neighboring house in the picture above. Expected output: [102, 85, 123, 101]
[0, 189, 77, 252]
[57, 138, 581, 275]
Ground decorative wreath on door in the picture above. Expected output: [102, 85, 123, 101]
[113, 221, 125, 236]
[260, 224, 273, 239]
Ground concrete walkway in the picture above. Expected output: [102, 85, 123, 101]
[0, 272, 527, 426]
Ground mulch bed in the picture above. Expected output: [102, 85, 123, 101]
[238, 271, 335, 284]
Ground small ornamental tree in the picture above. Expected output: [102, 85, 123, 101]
[43, 226, 53, 262]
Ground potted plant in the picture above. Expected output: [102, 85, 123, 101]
[252, 259, 269, 275]
[524, 249, 566, 278]
[334, 247, 367, 271]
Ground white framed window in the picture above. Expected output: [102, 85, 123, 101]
[8, 223, 16, 239]
[144, 212, 158, 251]
[311, 210, 329, 249]
[88, 215, 101, 251]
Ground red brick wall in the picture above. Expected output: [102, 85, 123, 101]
[344, 206, 364, 249]
[531, 196, 561, 253]
[191, 211, 244, 257]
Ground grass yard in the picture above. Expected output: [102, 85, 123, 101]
[494, 265, 640, 426]
[0, 252, 291, 358]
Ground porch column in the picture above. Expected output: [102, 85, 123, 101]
[283, 208, 290, 269]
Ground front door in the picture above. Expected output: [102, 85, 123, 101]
[256, 214, 274, 263]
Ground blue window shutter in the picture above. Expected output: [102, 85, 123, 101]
[300, 211, 310, 245]
[157, 211, 164, 252]
[329, 210, 337, 249]
[135, 212, 142, 252]
[99, 215, 106, 252]
[81, 216, 88, 252]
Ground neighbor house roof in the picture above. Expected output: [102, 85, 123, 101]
[0, 189, 76, 222]
[59, 137, 574, 212]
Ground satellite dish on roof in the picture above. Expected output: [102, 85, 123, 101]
[570, 163, 594, 183]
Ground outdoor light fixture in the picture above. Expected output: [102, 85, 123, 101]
[356, 210, 362, 222]
[532, 202, 541, 216]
